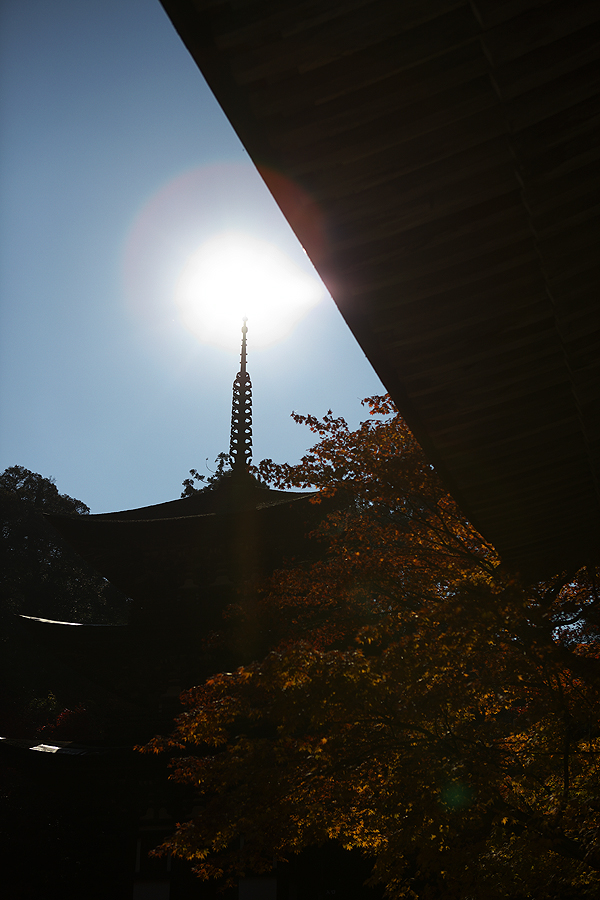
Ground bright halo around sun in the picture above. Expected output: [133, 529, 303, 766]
[174, 231, 325, 350]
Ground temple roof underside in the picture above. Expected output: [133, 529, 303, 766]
[157, 0, 600, 577]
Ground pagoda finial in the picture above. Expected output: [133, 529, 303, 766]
[229, 318, 252, 473]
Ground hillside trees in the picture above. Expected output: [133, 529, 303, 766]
[143, 400, 600, 899]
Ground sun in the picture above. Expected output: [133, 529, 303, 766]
[174, 231, 325, 350]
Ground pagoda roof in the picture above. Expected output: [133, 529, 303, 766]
[84, 474, 313, 521]
[158, 0, 600, 577]
[46, 475, 320, 605]
[0, 736, 132, 760]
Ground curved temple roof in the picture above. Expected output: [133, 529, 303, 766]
[48, 457, 316, 608]
[159, 0, 600, 576]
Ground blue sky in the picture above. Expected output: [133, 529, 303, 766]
[0, 0, 383, 513]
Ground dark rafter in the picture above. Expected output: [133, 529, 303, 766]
[229, 318, 252, 474]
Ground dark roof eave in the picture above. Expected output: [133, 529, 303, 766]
[157, 0, 600, 577]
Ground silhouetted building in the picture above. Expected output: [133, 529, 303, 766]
[2, 323, 361, 900]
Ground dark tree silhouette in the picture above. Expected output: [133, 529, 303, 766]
[0, 465, 128, 625]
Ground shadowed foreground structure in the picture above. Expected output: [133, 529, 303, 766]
[159, 0, 600, 577]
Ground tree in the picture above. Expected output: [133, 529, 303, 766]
[143, 400, 600, 899]
[0, 465, 127, 625]
[180, 451, 268, 498]
[181, 452, 232, 497]
[0, 466, 129, 737]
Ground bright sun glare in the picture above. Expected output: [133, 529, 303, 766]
[174, 231, 325, 350]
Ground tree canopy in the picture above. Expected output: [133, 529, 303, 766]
[0, 466, 130, 738]
[0, 465, 127, 625]
[180, 452, 232, 497]
[143, 399, 600, 899]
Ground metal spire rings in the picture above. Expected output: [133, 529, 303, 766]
[229, 318, 252, 472]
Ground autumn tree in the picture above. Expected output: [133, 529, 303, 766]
[143, 399, 600, 899]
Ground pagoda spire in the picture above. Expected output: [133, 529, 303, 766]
[229, 318, 252, 474]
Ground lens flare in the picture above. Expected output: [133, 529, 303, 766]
[121, 162, 328, 352]
[174, 231, 324, 349]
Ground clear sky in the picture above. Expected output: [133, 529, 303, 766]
[0, 0, 383, 514]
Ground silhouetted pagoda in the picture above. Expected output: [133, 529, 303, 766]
[2, 322, 356, 899]
[17, 320, 324, 741]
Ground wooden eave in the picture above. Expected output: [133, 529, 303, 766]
[158, 0, 600, 576]
[47, 481, 318, 603]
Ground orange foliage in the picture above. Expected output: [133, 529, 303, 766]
[142, 398, 600, 898]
